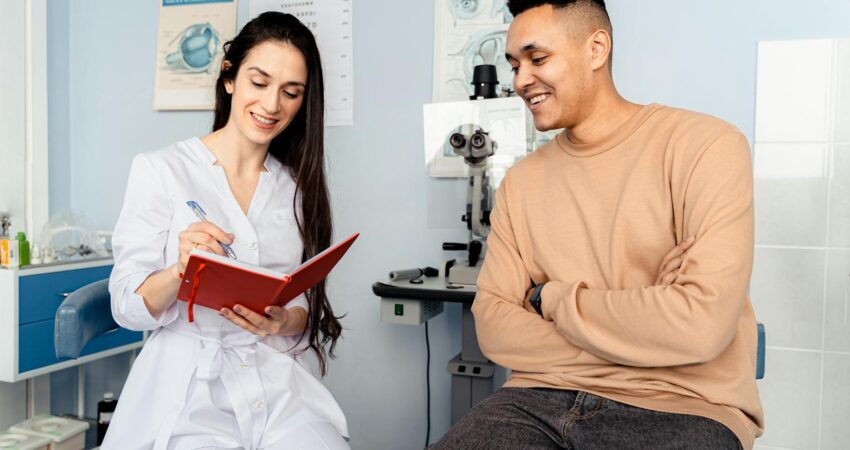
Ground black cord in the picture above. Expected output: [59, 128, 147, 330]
[425, 321, 431, 448]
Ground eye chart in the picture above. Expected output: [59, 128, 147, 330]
[250, 0, 354, 126]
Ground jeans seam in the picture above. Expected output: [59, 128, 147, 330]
[574, 396, 607, 421]
[560, 415, 574, 449]
[566, 391, 585, 418]
[560, 391, 584, 444]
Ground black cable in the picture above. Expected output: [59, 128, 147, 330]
[425, 321, 431, 448]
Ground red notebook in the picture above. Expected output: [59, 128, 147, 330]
[176, 232, 359, 322]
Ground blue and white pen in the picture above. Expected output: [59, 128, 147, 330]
[186, 201, 238, 259]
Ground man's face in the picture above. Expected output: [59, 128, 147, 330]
[506, 5, 591, 131]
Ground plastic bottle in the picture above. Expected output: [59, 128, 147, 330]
[42, 246, 55, 264]
[6, 238, 19, 268]
[97, 392, 118, 445]
[0, 216, 11, 266]
[16, 232, 30, 267]
[30, 243, 42, 265]
[0, 237, 8, 266]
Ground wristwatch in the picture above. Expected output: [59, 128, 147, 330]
[529, 283, 545, 316]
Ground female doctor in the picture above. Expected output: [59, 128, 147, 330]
[103, 12, 349, 450]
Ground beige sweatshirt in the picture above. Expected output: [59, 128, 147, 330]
[473, 103, 763, 448]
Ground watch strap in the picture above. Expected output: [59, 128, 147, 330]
[530, 283, 545, 316]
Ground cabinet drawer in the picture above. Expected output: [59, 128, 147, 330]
[18, 319, 143, 373]
[18, 266, 113, 325]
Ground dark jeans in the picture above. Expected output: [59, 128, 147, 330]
[429, 388, 741, 450]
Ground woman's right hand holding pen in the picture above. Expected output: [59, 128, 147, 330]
[136, 221, 234, 319]
[175, 221, 235, 276]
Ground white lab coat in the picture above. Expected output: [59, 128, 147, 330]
[104, 138, 348, 450]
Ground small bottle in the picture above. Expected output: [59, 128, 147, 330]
[16, 232, 30, 267]
[42, 246, 55, 264]
[0, 237, 8, 266]
[0, 216, 11, 267]
[6, 239, 19, 268]
[30, 243, 42, 265]
[97, 392, 118, 445]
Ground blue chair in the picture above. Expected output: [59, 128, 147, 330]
[54, 279, 118, 359]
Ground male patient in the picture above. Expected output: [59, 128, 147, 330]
[431, 1, 763, 449]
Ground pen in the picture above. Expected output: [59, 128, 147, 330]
[186, 201, 238, 259]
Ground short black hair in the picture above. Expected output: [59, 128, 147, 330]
[507, 0, 611, 30]
[507, 0, 614, 69]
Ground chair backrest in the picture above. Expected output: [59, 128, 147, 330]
[54, 279, 118, 359]
[756, 322, 765, 380]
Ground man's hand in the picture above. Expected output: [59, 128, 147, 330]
[654, 236, 696, 286]
[220, 304, 308, 337]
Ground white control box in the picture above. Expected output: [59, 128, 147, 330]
[380, 298, 444, 325]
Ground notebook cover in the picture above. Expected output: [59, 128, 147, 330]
[176, 232, 359, 319]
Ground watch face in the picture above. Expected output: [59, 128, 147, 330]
[531, 286, 544, 314]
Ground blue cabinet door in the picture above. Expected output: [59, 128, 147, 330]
[19, 320, 142, 373]
[19, 266, 114, 325]
[17, 321, 55, 373]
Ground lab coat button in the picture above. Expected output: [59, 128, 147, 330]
[249, 241, 258, 250]
[254, 401, 265, 410]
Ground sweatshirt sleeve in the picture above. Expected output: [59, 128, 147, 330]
[540, 131, 754, 367]
[108, 154, 179, 331]
[472, 179, 610, 373]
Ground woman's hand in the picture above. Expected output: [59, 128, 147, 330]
[138, 220, 232, 316]
[654, 236, 696, 286]
[176, 221, 234, 275]
[220, 304, 308, 337]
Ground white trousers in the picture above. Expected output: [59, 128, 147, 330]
[186, 422, 350, 450]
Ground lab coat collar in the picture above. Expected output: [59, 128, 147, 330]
[187, 137, 284, 177]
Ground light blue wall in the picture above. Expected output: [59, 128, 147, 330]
[607, 0, 850, 142]
[59, 0, 214, 227]
[42, 0, 850, 448]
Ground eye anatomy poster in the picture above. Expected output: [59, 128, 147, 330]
[154, 0, 236, 110]
[433, 0, 514, 103]
[249, 0, 354, 126]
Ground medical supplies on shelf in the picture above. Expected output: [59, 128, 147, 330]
[9, 415, 89, 450]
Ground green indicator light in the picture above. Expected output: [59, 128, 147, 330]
[395, 304, 404, 316]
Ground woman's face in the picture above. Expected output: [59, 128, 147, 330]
[224, 40, 308, 146]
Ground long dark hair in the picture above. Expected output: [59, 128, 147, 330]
[212, 12, 342, 375]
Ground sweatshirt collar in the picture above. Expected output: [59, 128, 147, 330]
[556, 103, 663, 157]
